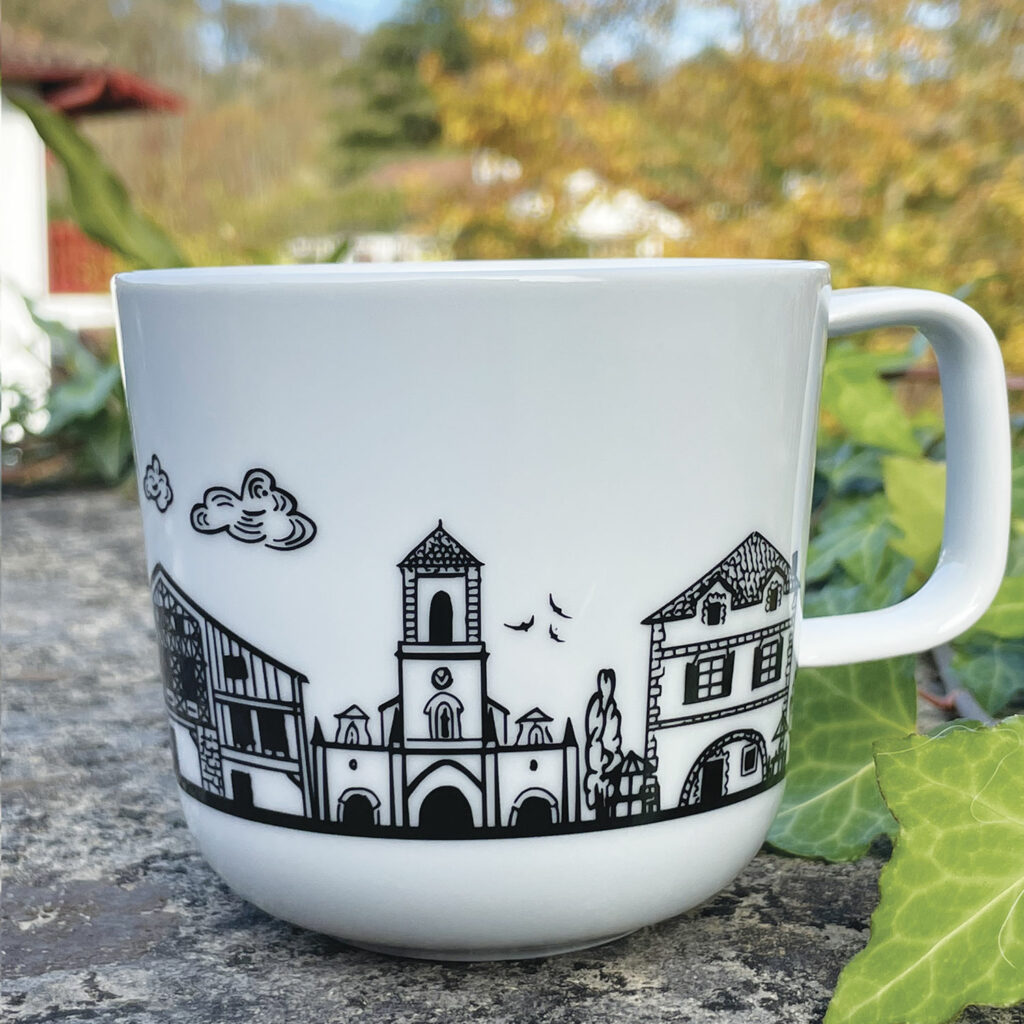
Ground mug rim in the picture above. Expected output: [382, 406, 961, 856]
[113, 257, 831, 289]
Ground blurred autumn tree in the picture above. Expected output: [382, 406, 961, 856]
[334, 0, 473, 180]
[425, 0, 1024, 373]
[7, 0, 1023, 373]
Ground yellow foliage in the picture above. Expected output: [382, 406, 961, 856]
[423, 0, 1024, 374]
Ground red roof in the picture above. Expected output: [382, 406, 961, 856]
[1, 27, 183, 115]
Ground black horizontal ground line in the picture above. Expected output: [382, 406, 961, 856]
[177, 772, 784, 841]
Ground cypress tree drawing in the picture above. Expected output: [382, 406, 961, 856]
[583, 668, 623, 816]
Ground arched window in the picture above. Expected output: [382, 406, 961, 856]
[429, 591, 454, 643]
[425, 693, 463, 741]
[765, 582, 782, 612]
[528, 724, 544, 745]
[344, 722, 359, 745]
[438, 704, 453, 739]
[702, 595, 727, 626]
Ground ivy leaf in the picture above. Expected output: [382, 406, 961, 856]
[952, 639, 1024, 716]
[804, 551, 914, 618]
[815, 443, 886, 497]
[1011, 454, 1023, 515]
[767, 657, 917, 861]
[1006, 527, 1024, 578]
[883, 455, 945, 577]
[963, 577, 1024, 641]
[806, 495, 900, 585]
[821, 346, 921, 456]
[826, 719, 1024, 1024]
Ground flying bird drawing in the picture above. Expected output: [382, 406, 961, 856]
[549, 624, 566, 643]
[549, 594, 572, 619]
[504, 615, 535, 632]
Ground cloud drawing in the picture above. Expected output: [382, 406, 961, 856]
[143, 455, 174, 513]
[190, 468, 317, 551]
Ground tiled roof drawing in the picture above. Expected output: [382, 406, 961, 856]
[642, 531, 792, 624]
[398, 520, 482, 569]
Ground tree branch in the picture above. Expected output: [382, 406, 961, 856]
[918, 645, 996, 726]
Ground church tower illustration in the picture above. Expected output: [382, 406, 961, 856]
[308, 520, 579, 836]
[378, 521, 508, 832]
[389, 519, 496, 748]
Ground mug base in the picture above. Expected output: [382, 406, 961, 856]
[180, 783, 784, 959]
[342, 930, 636, 962]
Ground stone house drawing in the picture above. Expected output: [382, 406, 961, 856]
[641, 532, 796, 814]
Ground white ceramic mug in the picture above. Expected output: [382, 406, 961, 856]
[113, 259, 1010, 960]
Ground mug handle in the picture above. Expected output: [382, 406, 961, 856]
[798, 287, 1011, 667]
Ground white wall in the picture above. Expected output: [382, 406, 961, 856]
[171, 720, 203, 786]
[1, 95, 51, 425]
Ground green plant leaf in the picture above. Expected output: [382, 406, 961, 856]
[883, 455, 945, 576]
[27, 302, 102, 378]
[6, 90, 187, 269]
[821, 346, 921, 456]
[43, 363, 122, 436]
[962, 576, 1024, 641]
[807, 494, 900, 585]
[767, 657, 917, 861]
[826, 718, 1024, 1024]
[1007, 527, 1024, 578]
[83, 411, 133, 483]
[804, 550, 914, 619]
[1011, 454, 1023, 517]
[815, 443, 886, 497]
[952, 639, 1024, 715]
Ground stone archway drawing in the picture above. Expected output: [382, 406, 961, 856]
[337, 787, 381, 830]
[419, 787, 474, 835]
[679, 729, 768, 810]
[406, 759, 483, 833]
[508, 787, 559, 832]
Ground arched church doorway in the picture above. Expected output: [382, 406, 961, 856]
[338, 788, 380, 831]
[418, 785, 473, 836]
[429, 591, 454, 643]
[511, 795, 557, 833]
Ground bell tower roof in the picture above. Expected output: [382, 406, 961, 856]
[398, 520, 483, 570]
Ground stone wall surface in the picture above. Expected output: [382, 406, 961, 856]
[1, 491, 1015, 1024]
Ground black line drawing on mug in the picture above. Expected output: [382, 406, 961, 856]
[548, 624, 566, 643]
[143, 454, 173, 513]
[549, 594, 572, 619]
[641, 531, 797, 812]
[504, 615, 535, 632]
[190, 468, 316, 551]
[152, 522, 796, 839]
